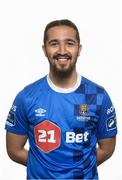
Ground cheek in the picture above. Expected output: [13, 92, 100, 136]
[46, 48, 57, 58]
[72, 50, 80, 58]
[44, 50, 52, 58]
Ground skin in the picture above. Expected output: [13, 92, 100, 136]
[42, 26, 82, 89]
[6, 25, 116, 167]
[6, 133, 28, 166]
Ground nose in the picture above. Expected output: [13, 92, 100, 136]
[58, 43, 67, 54]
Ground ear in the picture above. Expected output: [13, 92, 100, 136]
[78, 44, 82, 56]
[42, 45, 47, 57]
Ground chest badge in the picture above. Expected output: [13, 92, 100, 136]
[79, 104, 88, 116]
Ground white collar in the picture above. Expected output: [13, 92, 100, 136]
[47, 73, 82, 93]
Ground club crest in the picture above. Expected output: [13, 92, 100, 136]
[79, 104, 88, 115]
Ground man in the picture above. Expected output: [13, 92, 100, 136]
[5, 19, 117, 179]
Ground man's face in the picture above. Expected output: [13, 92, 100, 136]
[43, 25, 82, 77]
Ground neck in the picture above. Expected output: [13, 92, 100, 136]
[49, 70, 78, 89]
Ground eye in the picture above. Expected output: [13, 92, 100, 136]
[66, 41, 76, 46]
[49, 42, 58, 46]
[51, 42, 57, 46]
[67, 42, 74, 46]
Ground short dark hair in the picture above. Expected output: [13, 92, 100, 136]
[43, 19, 80, 45]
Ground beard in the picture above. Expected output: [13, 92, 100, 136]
[47, 52, 78, 79]
[49, 62, 76, 79]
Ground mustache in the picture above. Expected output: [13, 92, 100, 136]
[53, 53, 71, 59]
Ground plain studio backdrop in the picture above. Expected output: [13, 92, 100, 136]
[0, 0, 121, 179]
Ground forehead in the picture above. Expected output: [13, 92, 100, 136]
[46, 25, 77, 41]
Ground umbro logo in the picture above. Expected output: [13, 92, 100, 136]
[35, 108, 46, 117]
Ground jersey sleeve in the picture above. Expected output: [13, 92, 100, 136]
[5, 89, 29, 135]
[97, 89, 117, 139]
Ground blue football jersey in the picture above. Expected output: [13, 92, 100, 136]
[5, 74, 117, 179]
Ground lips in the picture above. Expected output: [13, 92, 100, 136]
[56, 58, 69, 62]
[53, 54, 71, 61]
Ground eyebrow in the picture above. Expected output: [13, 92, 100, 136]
[48, 39, 77, 44]
[48, 39, 58, 44]
[65, 39, 77, 43]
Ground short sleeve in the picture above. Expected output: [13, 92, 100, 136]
[97, 89, 117, 139]
[5, 89, 29, 135]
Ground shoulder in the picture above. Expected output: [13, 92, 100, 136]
[23, 76, 46, 96]
[81, 76, 105, 94]
[23, 76, 47, 95]
[79, 76, 113, 110]
[80, 76, 113, 106]
[15, 76, 47, 100]
[77, 76, 105, 94]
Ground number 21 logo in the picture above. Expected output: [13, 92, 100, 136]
[34, 120, 61, 153]
[38, 130, 56, 143]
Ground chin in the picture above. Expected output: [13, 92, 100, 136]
[53, 67, 74, 79]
